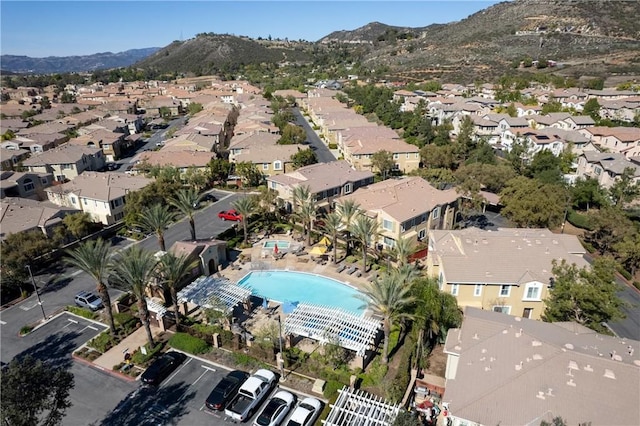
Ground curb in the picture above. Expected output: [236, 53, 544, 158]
[72, 353, 138, 382]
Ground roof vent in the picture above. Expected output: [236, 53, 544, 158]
[566, 378, 576, 387]
[532, 340, 542, 347]
[565, 343, 574, 350]
[532, 354, 543, 360]
[603, 369, 616, 380]
[583, 364, 593, 372]
[474, 334, 480, 340]
[515, 361, 523, 371]
[568, 360, 579, 370]
[536, 391, 546, 400]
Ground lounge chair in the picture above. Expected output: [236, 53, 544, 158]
[367, 273, 378, 282]
[346, 265, 358, 275]
[295, 250, 308, 257]
[336, 264, 347, 273]
[354, 270, 363, 278]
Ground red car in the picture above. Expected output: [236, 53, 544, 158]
[218, 209, 242, 221]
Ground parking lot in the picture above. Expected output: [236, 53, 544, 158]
[98, 353, 320, 425]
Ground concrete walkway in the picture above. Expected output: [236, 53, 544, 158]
[93, 325, 163, 371]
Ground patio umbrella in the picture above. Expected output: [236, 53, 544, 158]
[274, 244, 279, 254]
[319, 236, 331, 247]
[309, 245, 327, 255]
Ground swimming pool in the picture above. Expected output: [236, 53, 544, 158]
[238, 270, 365, 316]
[262, 240, 291, 250]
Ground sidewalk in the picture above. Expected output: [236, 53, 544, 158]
[93, 325, 163, 371]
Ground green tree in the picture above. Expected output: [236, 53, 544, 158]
[65, 239, 117, 334]
[582, 98, 601, 121]
[336, 199, 360, 256]
[540, 416, 568, 426]
[454, 163, 516, 193]
[506, 136, 530, 174]
[278, 123, 306, 145]
[0, 355, 74, 426]
[608, 167, 640, 207]
[290, 148, 317, 169]
[371, 150, 395, 179]
[39, 96, 51, 109]
[183, 166, 208, 192]
[587, 207, 633, 255]
[570, 178, 608, 210]
[357, 272, 415, 363]
[542, 257, 624, 333]
[420, 144, 456, 170]
[110, 246, 159, 346]
[156, 252, 198, 327]
[349, 215, 380, 272]
[159, 106, 171, 119]
[392, 238, 415, 267]
[234, 161, 264, 187]
[614, 232, 640, 276]
[527, 150, 563, 185]
[62, 212, 93, 240]
[60, 92, 76, 103]
[412, 277, 462, 348]
[392, 410, 421, 426]
[499, 176, 567, 228]
[321, 212, 343, 264]
[136, 204, 175, 252]
[296, 197, 317, 247]
[170, 188, 201, 241]
[187, 102, 203, 115]
[208, 158, 232, 185]
[232, 196, 258, 245]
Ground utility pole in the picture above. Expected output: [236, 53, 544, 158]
[276, 314, 286, 382]
[25, 265, 47, 321]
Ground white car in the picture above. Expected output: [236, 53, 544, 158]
[285, 397, 322, 426]
[254, 390, 296, 426]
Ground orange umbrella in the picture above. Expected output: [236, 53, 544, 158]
[274, 244, 279, 254]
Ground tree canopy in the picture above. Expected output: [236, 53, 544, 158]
[499, 176, 568, 228]
[290, 148, 317, 169]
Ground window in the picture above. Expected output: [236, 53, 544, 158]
[344, 183, 352, 194]
[432, 207, 440, 220]
[474, 284, 483, 297]
[262, 163, 269, 170]
[418, 229, 426, 240]
[71, 196, 76, 204]
[270, 181, 277, 189]
[451, 284, 459, 296]
[522, 308, 533, 319]
[499, 285, 511, 297]
[61, 163, 73, 170]
[383, 236, 396, 247]
[406, 153, 410, 159]
[23, 178, 35, 192]
[393, 153, 399, 160]
[493, 306, 511, 314]
[382, 219, 393, 231]
[83, 199, 88, 205]
[523, 282, 542, 301]
[273, 160, 282, 171]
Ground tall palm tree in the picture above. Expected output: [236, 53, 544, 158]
[357, 272, 416, 364]
[110, 246, 159, 347]
[232, 196, 257, 245]
[170, 188, 201, 241]
[394, 264, 421, 287]
[256, 187, 279, 224]
[349, 215, 380, 272]
[321, 212, 343, 264]
[136, 204, 175, 252]
[296, 199, 316, 247]
[156, 252, 198, 328]
[291, 184, 312, 212]
[393, 238, 416, 267]
[65, 239, 116, 334]
[336, 199, 360, 256]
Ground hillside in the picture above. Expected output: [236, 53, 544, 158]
[0, 48, 160, 74]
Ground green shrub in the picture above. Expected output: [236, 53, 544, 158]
[88, 331, 116, 353]
[328, 143, 338, 149]
[633, 281, 640, 290]
[168, 332, 210, 354]
[567, 210, 593, 230]
[581, 241, 597, 253]
[19, 325, 34, 335]
[191, 322, 224, 337]
[114, 312, 138, 333]
[617, 267, 632, 280]
[131, 343, 164, 366]
[232, 352, 259, 367]
[323, 380, 343, 399]
[66, 305, 98, 320]
[359, 360, 388, 388]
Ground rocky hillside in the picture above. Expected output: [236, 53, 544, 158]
[0, 48, 160, 74]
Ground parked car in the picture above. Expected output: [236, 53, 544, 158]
[225, 369, 277, 422]
[218, 209, 242, 221]
[74, 291, 104, 311]
[106, 162, 120, 171]
[202, 193, 218, 203]
[285, 397, 322, 426]
[205, 370, 250, 411]
[254, 390, 296, 426]
[140, 351, 187, 386]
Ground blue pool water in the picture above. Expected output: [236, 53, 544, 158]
[262, 240, 291, 249]
[238, 271, 365, 316]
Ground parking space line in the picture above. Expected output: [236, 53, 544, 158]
[0, 320, 6, 325]
[82, 325, 98, 331]
[162, 357, 192, 387]
[201, 365, 216, 373]
[192, 369, 209, 386]
[68, 318, 78, 324]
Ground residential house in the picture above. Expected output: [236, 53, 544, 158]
[598, 99, 640, 123]
[2, 132, 68, 153]
[140, 96, 182, 117]
[426, 227, 588, 319]
[442, 307, 640, 426]
[169, 239, 228, 278]
[0, 197, 78, 241]
[68, 129, 126, 162]
[45, 172, 152, 225]
[0, 146, 30, 171]
[575, 151, 640, 189]
[578, 126, 640, 158]
[23, 144, 105, 182]
[134, 151, 214, 175]
[231, 144, 301, 177]
[0, 170, 53, 200]
[336, 176, 460, 248]
[266, 160, 374, 210]
[228, 132, 280, 162]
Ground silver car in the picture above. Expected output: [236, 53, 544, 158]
[74, 291, 104, 311]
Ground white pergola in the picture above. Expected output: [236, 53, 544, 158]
[283, 303, 380, 356]
[177, 275, 252, 314]
[323, 386, 401, 426]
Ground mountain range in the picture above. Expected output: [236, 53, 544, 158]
[3, 0, 640, 82]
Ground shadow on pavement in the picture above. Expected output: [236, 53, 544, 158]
[41, 276, 74, 294]
[14, 331, 81, 370]
[96, 383, 196, 426]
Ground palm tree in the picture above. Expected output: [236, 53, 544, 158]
[393, 238, 416, 267]
[232, 196, 257, 245]
[412, 277, 462, 349]
[291, 185, 312, 212]
[357, 272, 416, 364]
[136, 204, 175, 252]
[394, 264, 421, 287]
[156, 252, 198, 328]
[336, 199, 360, 256]
[170, 188, 201, 241]
[321, 212, 343, 264]
[110, 246, 159, 347]
[349, 215, 379, 272]
[256, 187, 279, 224]
[296, 199, 316, 247]
[65, 239, 116, 334]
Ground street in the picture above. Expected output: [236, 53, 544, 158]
[293, 107, 336, 163]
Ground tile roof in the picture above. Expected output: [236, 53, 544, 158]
[45, 171, 152, 201]
[581, 151, 640, 176]
[443, 307, 640, 426]
[337, 176, 459, 222]
[0, 197, 77, 239]
[23, 144, 102, 166]
[136, 151, 214, 168]
[267, 160, 374, 193]
[430, 227, 588, 285]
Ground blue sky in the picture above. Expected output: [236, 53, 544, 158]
[1, 1, 505, 57]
